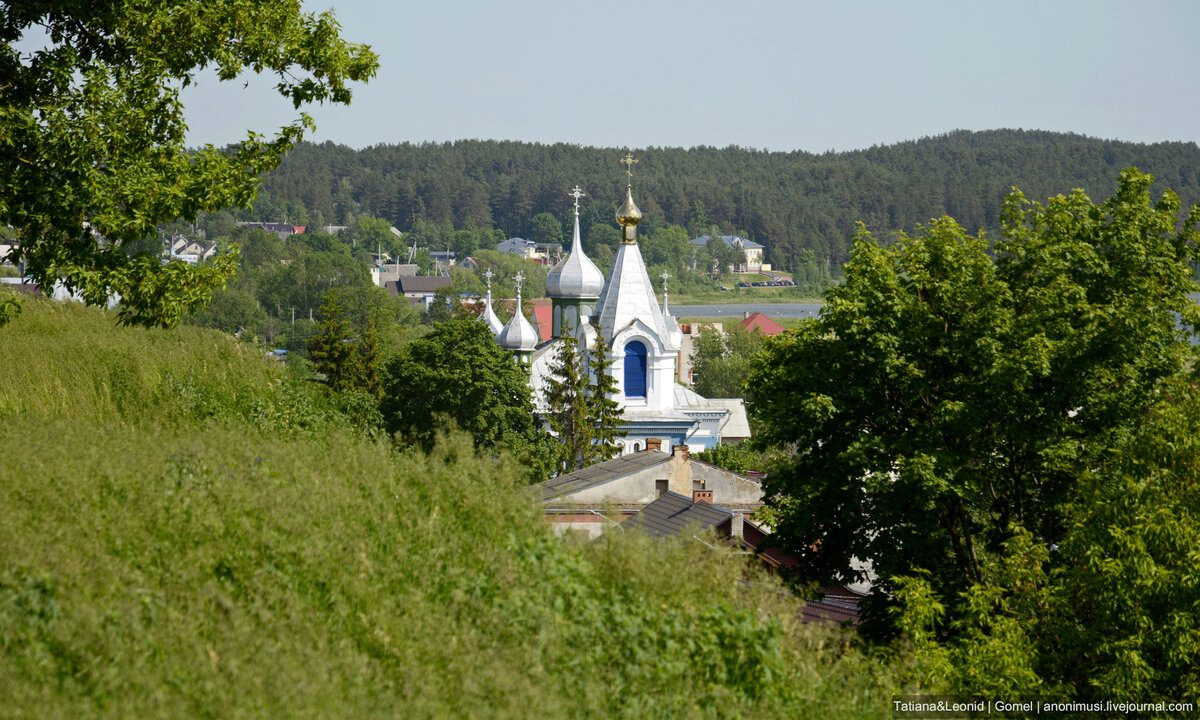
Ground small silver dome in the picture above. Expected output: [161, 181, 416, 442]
[546, 190, 605, 299]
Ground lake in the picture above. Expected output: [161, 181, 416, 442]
[672, 303, 822, 319]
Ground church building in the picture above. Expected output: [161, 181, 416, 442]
[478, 158, 743, 454]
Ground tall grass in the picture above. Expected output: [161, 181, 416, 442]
[0, 300, 918, 717]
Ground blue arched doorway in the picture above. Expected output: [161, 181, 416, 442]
[624, 340, 647, 397]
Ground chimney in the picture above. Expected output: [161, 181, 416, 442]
[645, 437, 662, 452]
[675, 444, 689, 462]
[730, 512, 744, 539]
[693, 489, 713, 504]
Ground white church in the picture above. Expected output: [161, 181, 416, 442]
[477, 159, 746, 455]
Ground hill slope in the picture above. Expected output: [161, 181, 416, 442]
[0, 299, 913, 718]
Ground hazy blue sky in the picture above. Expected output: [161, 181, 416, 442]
[181, 0, 1200, 153]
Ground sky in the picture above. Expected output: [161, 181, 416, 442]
[180, 0, 1200, 153]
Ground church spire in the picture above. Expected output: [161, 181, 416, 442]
[478, 268, 504, 336]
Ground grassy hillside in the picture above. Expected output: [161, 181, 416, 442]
[0, 299, 917, 718]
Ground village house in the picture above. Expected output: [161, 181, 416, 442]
[537, 439, 763, 538]
[690, 235, 768, 273]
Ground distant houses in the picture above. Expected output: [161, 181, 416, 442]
[496, 237, 561, 265]
[537, 440, 764, 539]
[690, 235, 767, 273]
[237, 221, 306, 240]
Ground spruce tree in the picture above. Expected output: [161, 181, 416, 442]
[543, 320, 592, 473]
[308, 291, 355, 392]
[586, 326, 625, 463]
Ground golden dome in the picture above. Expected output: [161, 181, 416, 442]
[616, 152, 642, 243]
[616, 184, 642, 227]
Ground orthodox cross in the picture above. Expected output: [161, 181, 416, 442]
[660, 270, 671, 295]
[483, 267, 494, 292]
[514, 270, 525, 300]
[570, 185, 586, 211]
[621, 152, 638, 183]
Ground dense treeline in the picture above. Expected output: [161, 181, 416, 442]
[246, 130, 1200, 276]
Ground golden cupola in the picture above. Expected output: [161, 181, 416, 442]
[615, 152, 642, 243]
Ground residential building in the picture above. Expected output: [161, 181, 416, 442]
[537, 439, 763, 538]
[690, 235, 767, 273]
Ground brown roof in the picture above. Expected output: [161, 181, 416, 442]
[621, 491, 733, 537]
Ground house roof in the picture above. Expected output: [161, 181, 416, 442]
[398, 276, 453, 294]
[707, 398, 752, 439]
[531, 303, 552, 342]
[799, 587, 864, 627]
[621, 491, 732, 537]
[538, 449, 670, 501]
[496, 237, 536, 254]
[740, 312, 785, 336]
[689, 234, 764, 250]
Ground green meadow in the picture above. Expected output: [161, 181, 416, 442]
[0, 298, 916, 718]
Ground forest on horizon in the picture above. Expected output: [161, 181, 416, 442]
[246, 129, 1200, 276]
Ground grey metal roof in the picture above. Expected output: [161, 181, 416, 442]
[621, 491, 732, 537]
[689, 234, 764, 250]
[538, 450, 670, 501]
[398, 276, 453, 293]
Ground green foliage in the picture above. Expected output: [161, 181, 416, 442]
[0, 298, 917, 717]
[586, 325, 625, 463]
[473, 249, 548, 301]
[249, 131, 1200, 285]
[543, 324, 592, 473]
[691, 324, 766, 399]
[529, 211, 563, 247]
[896, 379, 1200, 700]
[0, 287, 22, 326]
[694, 443, 774, 476]
[380, 319, 553, 479]
[308, 290, 381, 398]
[749, 169, 1200, 636]
[0, 1, 378, 328]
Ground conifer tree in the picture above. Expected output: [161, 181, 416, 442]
[543, 322, 627, 472]
[543, 320, 591, 473]
[309, 290, 381, 397]
[587, 326, 625, 463]
[309, 292, 355, 392]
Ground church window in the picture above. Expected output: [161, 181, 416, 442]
[624, 340, 648, 397]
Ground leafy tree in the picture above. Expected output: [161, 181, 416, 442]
[529, 211, 563, 248]
[0, 1, 377, 327]
[381, 319, 553, 479]
[897, 377, 1200, 700]
[693, 443, 772, 476]
[691, 324, 765, 399]
[748, 169, 1200, 636]
[706, 236, 728, 274]
[187, 285, 266, 338]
